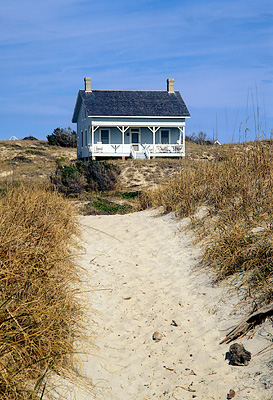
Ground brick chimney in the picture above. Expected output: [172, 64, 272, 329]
[167, 78, 174, 93]
[84, 77, 91, 92]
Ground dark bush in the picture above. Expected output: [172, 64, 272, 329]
[50, 165, 86, 195]
[77, 161, 121, 192]
[47, 127, 77, 147]
[22, 136, 38, 141]
[51, 161, 120, 195]
[12, 156, 32, 163]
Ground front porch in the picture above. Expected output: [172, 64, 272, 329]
[78, 121, 186, 160]
[88, 142, 184, 159]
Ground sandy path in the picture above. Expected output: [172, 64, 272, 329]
[72, 210, 273, 400]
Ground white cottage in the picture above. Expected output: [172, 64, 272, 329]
[72, 78, 190, 160]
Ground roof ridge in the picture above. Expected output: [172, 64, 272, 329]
[79, 89, 180, 93]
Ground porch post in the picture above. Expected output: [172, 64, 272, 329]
[91, 126, 99, 153]
[148, 126, 160, 153]
[177, 127, 182, 144]
[122, 127, 124, 154]
[117, 126, 129, 155]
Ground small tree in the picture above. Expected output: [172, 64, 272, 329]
[185, 133, 197, 142]
[47, 127, 77, 147]
[188, 131, 213, 145]
[196, 131, 208, 145]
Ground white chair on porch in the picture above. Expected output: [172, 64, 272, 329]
[96, 142, 103, 152]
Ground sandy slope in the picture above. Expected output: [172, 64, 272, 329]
[71, 210, 273, 400]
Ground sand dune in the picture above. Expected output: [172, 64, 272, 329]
[71, 210, 273, 400]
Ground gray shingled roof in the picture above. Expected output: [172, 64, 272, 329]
[72, 90, 190, 122]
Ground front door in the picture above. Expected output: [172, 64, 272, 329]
[131, 128, 140, 151]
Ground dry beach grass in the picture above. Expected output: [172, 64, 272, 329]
[0, 185, 93, 399]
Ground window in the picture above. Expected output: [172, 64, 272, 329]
[161, 130, 170, 144]
[101, 129, 110, 144]
[85, 129, 88, 146]
[81, 130, 83, 147]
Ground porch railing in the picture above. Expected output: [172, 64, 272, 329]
[145, 146, 150, 159]
[88, 143, 184, 156]
[149, 144, 184, 154]
[130, 145, 136, 159]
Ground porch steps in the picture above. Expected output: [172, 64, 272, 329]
[135, 153, 146, 159]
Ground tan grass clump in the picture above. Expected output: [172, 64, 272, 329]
[0, 186, 91, 399]
[138, 142, 273, 304]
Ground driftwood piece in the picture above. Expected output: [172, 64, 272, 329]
[220, 302, 273, 344]
[229, 343, 251, 366]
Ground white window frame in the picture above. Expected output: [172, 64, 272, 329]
[160, 129, 170, 144]
[99, 128, 110, 144]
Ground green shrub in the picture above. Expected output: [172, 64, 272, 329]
[50, 165, 86, 195]
[76, 161, 121, 192]
[116, 191, 141, 199]
[83, 197, 132, 215]
[51, 161, 121, 195]
[47, 127, 77, 148]
[25, 149, 45, 155]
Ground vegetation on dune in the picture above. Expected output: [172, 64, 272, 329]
[50, 164, 86, 195]
[77, 160, 121, 192]
[82, 197, 133, 215]
[0, 186, 92, 399]
[50, 160, 121, 195]
[138, 141, 273, 305]
[22, 136, 38, 141]
[185, 130, 214, 145]
[47, 127, 77, 148]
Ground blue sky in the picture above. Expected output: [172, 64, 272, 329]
[0, 0, 272, 143]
